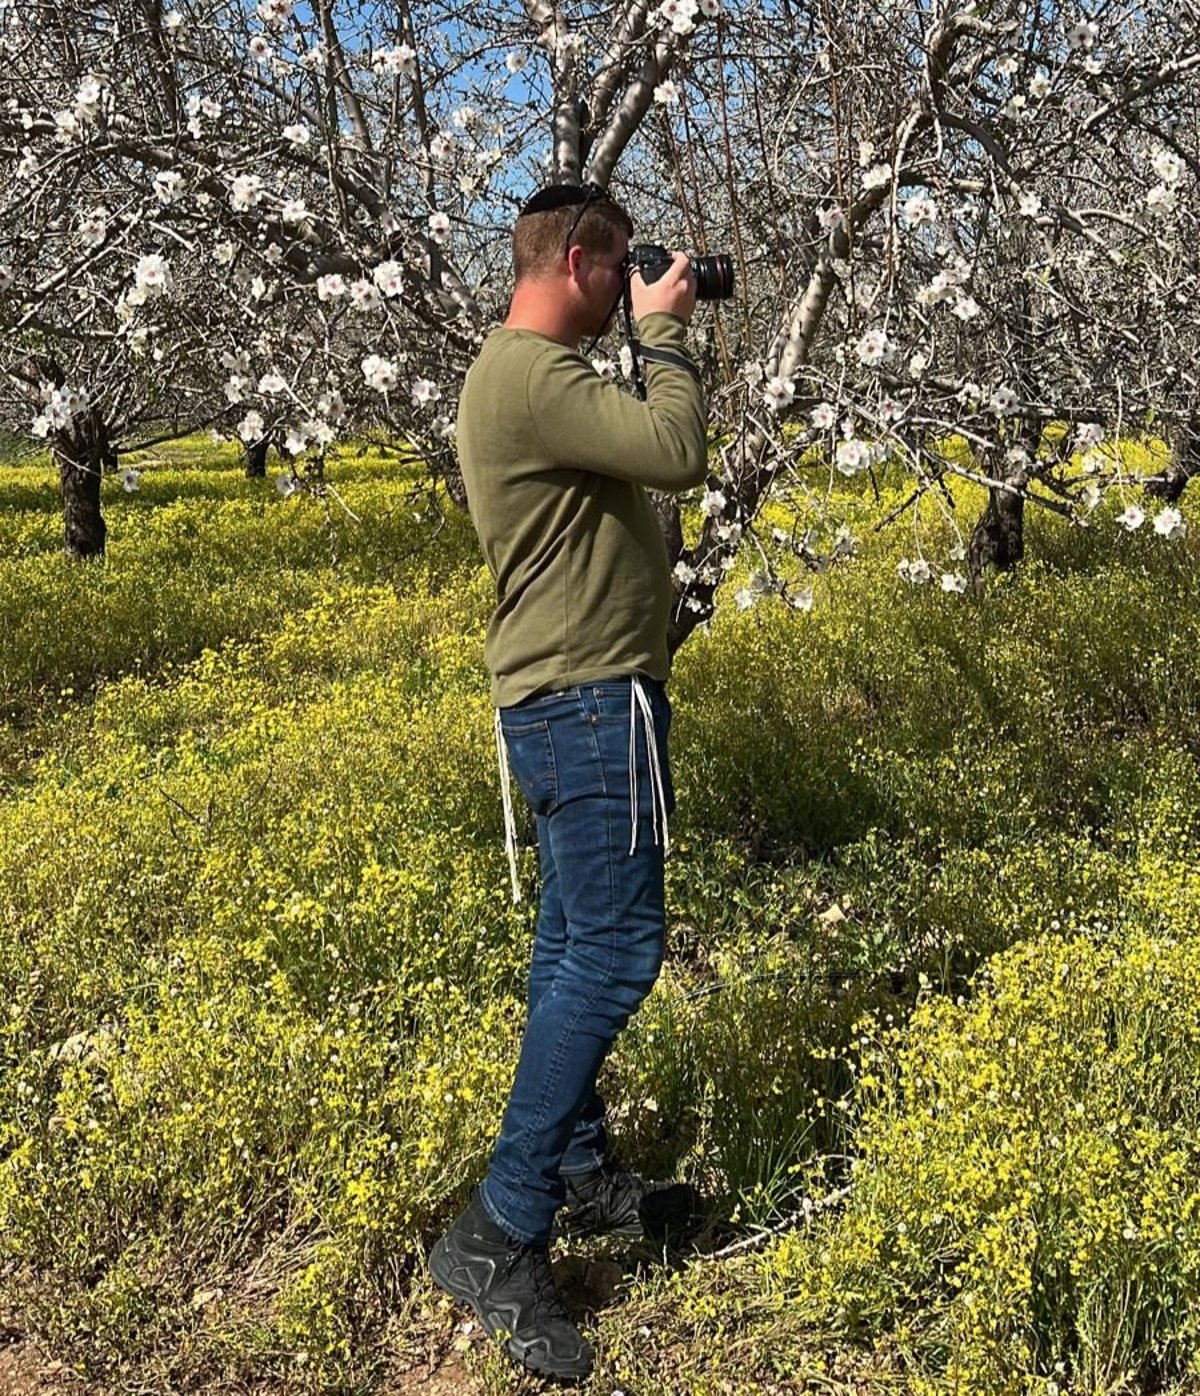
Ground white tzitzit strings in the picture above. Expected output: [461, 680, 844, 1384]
[628, 676, 670, 856]
[494, 710, 522, 904]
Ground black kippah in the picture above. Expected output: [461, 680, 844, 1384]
[518, 181, 607, 217]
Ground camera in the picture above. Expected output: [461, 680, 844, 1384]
[626, 243, 735, 302]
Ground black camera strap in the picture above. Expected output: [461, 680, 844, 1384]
[619, 285, 700, 401]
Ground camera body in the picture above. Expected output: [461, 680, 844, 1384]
[626, 243, 735, 302]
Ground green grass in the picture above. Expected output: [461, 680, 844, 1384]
[2, 438, 1200, 1392]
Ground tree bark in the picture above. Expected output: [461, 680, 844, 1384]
[55, 416, 110, 560]
[1145, 416, 1199, 503]
[968, 455, 1025, 582]
[244, 437, 269, 477]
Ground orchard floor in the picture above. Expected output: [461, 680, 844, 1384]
[0, 1254, 633, 1395]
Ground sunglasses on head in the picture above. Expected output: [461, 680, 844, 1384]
[518, 182, 613, 258]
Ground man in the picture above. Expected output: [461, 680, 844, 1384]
[429, 183, 707, 1383]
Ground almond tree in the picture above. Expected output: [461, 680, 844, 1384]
[2, 0, 1197, 601]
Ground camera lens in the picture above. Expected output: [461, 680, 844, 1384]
[691, 254, 735, 302]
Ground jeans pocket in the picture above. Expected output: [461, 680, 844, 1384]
[500, 715, 558, 816]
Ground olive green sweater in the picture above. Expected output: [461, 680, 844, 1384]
[456, 313, 708, 707]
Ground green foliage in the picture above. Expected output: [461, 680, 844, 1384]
[2, 439, 1200, 1390]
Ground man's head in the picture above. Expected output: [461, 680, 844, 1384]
[512, 183, 634, 284]
[504, 183, 636, 346]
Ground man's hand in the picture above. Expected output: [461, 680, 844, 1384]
[630, 252, 696, 326]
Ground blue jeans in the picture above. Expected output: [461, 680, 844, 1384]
[480, 676, 674, 1244]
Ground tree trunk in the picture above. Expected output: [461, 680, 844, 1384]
[969, 451, 1026, 583]
[1145, 416, 1199, 503]
[55, 422, 109, 560]
[244, 437, 269, 477]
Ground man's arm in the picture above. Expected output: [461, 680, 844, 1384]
[527, 314, 708, 492]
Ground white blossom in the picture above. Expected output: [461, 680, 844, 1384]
[239, 410, 266, 442]
[120, 467, 141, 492]
[716, 520, 742, 546]
[54, 109, 80, 143]
[248, 34, 272, 62]
[257, 0, 293, 24]
[281, 198, 308, 225]
[428, 211, 451, 243]
[1028, 73, 1052, 99]
[902, 195, 938, 227]
[817, 205, 844, 231]
[1067, 18, 1099, 50]
[282, 123, 310, 145]
[952, 294, 981, 321]
[811, 402, 836, 430]
[1080, 481, 1103, 511]
[317, 390, 346, 422]
[1152, 150, 1183, 185]
[763, 376, 795, 411]
[1153, 507, 1186, 540]
[361, 354, 398, 392]
[505, 51, 526, 74]
[134, 253, 172, 296]
[1075, 422, 1104, 450]
[283, 426, 308, 456]
[898, 556, 932, 584]
[996, 54, 1019, 77]
[78, 207, 107, 247]
[375, 44, 417, 77]
[1117, 504, 1145, 531]
[349, 279, 382, 311]
[213, 241, 236, 266]
[1146, 184, 1178, 217]
[989, 385, 1019, 416]
[153, 170, 185, 204]
[163, 10, 184, 32]
[1018, 190, 1042, 217]
[835, 438, 872, 475]
[653, 80, 680, 104]
[300, 45, 324, 70]
[673, 560, 696, 586]
[75, 78, 103, 118]
[276, 473, 297, 497]
[856, 328, 891, 366]
[257, 371, 287, 394]
[230, 173, 264, 211]
[862, 162, 892, 190]
[372, 260, 404, 297]
[429, 134, 453, 161]
[411, 378, 441, 406]
[699, 488, 727, 518]
[316, 274, 347, 301]
[787, 586, 814, 612]
[940, 571, 967, 593]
